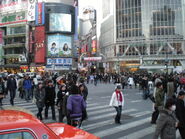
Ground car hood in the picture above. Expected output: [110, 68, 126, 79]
[46, 123, 100, 139]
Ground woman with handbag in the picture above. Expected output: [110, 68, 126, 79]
[109, 85, 124, 124]
[0, 77, 5, 106]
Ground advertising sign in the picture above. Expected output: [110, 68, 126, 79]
[47, 58, 72, 65]
[47, 34, 72, 57]
[0, 30, 3, 44]
[0, 11, 26, 25]
[0, 0, 27, 13]
[91, 40, 97, 54]
[49, 13, 72, 32]
[35, 2, 45, 25]
[27, 0, 36, 21]
[34, 26, 46, 63]
[84, 57, 102, 61]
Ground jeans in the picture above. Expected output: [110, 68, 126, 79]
[37, 107, 43, 120]
[114, 106, 122, 123]
[25, 88, 32, 101]
[45, 104, 56, 120]
[151, 106, 159, 123]
[9, 89, 16, 105]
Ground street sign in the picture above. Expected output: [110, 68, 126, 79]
[84, 57, 102, 61]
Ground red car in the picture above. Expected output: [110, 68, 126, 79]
[0, 109, 100, 139]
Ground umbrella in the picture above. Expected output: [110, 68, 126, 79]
[56, 76, 63, 81]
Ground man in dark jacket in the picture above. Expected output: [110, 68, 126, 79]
[175, 91, 185, 139]
[44, 80, 56, 120]
[0, 77, 5, 106]
[7, 75, 17, 106]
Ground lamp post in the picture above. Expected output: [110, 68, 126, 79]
[117, 53, 121, 74]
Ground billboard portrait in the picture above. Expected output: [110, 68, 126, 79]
[47, 34, 72, 57]
[49, 13, 72, 32]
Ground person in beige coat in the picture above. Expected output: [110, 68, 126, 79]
[109, 85, 124, 124]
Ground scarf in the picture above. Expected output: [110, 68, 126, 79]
[116, 90, 123, 102]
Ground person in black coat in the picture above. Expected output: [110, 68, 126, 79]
[7, 75, 17, 106]
[56, 84, 70, 123]
[0, 77, 5, 106]
[44, 80, 56, 120]
[175, 91, 185, 139]
[35, 82, 45, 120]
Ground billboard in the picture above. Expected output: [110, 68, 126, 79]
[47, 34, 72, 57]
[0, 11, 26, 25]
[0, 0, 27, 13]
[34, 26, 46, 63]
[49, 13, 72, 32]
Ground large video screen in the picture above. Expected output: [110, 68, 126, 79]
[47, 34, 72, 57]
[49, 13, 72, 32]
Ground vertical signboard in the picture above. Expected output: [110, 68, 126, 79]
[35, 2, 45, 25]
[0, 30, 3, 65]
[0, 30, 3, 44]
[34, 26, 45, 63]
[27, 0, 36, 21]
[91, 40, 97, 54]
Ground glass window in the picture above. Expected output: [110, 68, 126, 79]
[7, 26, 26, 35]
[0, 131, 34, 139]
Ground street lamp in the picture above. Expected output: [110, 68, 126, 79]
[117, 53, 121, 74]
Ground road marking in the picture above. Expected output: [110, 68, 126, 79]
[94, 117, 151, 137]
[88, 107, 115, 115]
[87, 105, 109, 111]
[120, 126, 154, 139]
[130, 111, 151, 117]
[83, 119, 113, 130]
[88, 109, 137, 121]
[131, 100, 142, 103]
[100, 96, 111, 99]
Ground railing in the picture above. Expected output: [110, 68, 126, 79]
[107, 54, 185, 61]
[2, 43, 25, 49]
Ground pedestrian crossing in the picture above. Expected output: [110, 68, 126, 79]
[1, 96, 181, 139]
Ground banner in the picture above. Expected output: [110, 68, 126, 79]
[47, 34, 72, 57]
[34, 26, 46, 63]
[27, 0, 36, 21]
[35, 2, 45, 25]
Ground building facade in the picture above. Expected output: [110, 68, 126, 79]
[100, 0, 185, 73]
[0, 0, 77, 73]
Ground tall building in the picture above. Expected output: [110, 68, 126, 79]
[100, 0, 185, 73]
[0, 0, 77, 73]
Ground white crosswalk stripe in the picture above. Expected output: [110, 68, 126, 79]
[1, 96, 182, 139]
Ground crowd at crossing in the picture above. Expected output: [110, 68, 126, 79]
[0, 71, 185, 139]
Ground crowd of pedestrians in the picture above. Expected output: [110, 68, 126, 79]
[0, 71, 184, 138]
